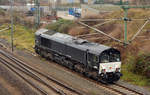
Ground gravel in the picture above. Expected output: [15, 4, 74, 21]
[0, 64, 38, 95]
[0, 83, 11, 95]
[15, 48, 114, 95]
[118, 80, 150, 95]
[0, 38, 150, 95]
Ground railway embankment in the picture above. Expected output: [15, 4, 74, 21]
[0, 8, 150, 92]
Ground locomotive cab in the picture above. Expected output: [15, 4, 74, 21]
[99, 49, 122, 83]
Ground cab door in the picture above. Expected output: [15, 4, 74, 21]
[87, 52, 99, 70]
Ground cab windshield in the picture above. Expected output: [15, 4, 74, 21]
[100, 50, 121, 63]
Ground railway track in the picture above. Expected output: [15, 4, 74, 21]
[0, 57, 49, 95]
[110, 84, 144, 95]
[36, 53, 144, 95]
[0, 44, 144, 95]
[0, 50, 87, 95]
[77, 72, 144, 95]
[70, 68, 144, 95]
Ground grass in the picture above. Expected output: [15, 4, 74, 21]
[121, 52, 150, 87]
[87, 9, 150, 87]
[121, 64, 150, 86]
[0, 24, 35, 52]
[0, 8, 150, 89]
[103, 9, 150, 87]
[89, 4, 121, 11]
[0, 19, 75, 52]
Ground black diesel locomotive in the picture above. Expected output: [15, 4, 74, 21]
[35, 29, 122, 83]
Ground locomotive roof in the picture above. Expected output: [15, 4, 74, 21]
[37, 29, 113, 55]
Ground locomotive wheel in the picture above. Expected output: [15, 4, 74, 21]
[68, 62, 74, 70]
[47, 53, 53, 60]
[40, 50, 46, 58]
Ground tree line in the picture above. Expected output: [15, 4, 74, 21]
[131, 0, 150, 5]
[0, 0, 26, 5]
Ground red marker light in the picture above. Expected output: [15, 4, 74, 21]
[102, 69, 106, 73]
[104, 69, 106, 72]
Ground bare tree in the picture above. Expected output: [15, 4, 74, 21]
[131, 0, 150, 5]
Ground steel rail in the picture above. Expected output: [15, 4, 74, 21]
[114, 84, 143, 95]
[0, 50, 87, 95]
[57, 62, 143, 95]
[45, 59, 135, 95]
[0, 57, 48, 95]
[0, 55, 66, 95]
[0, 48, 143, 95]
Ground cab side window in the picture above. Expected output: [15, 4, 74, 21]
[88, 53, 99, 66]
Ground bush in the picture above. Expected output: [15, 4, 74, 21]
[133, 54, 150, 78]
[121, 53, 150, 86]
[46, 19, 75, 33]
[125, 53, 150, 78]
[13, 12, 35, 28]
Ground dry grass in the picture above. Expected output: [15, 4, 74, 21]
[68, 26, 89, 36]
[76, 9, 150, 54]
[0, 24, 35, 52]
[68, 9, 150, 86]
[0, 8, 150, 87]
